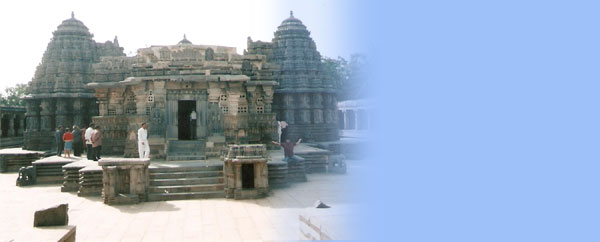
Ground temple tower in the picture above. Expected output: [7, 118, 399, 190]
[269, 11, 339, 142]
[24, 12, 123, 150]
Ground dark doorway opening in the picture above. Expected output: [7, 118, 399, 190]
[178, 100, 196, 140]
[241, 164, 255, 189]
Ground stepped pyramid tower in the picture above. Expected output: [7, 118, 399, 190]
[24, 12, 124, 150]
[247, 11, 339, 142]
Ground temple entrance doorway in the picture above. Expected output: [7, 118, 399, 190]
[178, 100, 196, 140]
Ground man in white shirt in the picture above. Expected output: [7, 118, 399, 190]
[138, 122, 150, 159]
[190, 110, 197, 140]
[84, 123, 95, 160]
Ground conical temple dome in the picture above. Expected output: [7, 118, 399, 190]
[276, 11, 309, 34]
[31, 12, 98, 95]
[53, 12, 93, 37]
[178, 34, 193, 45]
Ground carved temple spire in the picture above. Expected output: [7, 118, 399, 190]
[71, 11, 74, 19]
[290, 10, 293, 17]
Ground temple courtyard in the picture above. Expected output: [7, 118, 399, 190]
[0, 158, 363, 241]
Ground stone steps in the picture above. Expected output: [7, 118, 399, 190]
[149, 184, 225, 193]
[150, 177, 223, 186]
[166, 155, 206, 161]
[148, 191, 224, 201]
[147, 165, 225, 201]
[297, 152, 329, 173]
[150, 170, 223, 179]
[150, 165, 222, 173]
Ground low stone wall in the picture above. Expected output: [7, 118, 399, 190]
[99, 158, 150, 205]
[0, 148, 44, 173]
[0, 136, 24, 148]
[33, 156, 78, 184]
[78, 166, 103, 197]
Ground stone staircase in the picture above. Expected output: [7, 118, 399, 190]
[166, 140, 206, 161]
[147, 165, 225, 201]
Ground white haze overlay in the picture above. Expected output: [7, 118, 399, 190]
[0, 0, 363, 94]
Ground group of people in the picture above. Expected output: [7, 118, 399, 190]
[54, 123, 103, 161]
[54, 120, 301, 162]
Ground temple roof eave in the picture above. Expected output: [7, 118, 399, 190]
[86, 74, 253, 89]
[23, 93, 96, 99]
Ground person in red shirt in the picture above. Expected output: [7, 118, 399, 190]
[62, 128, 74, 158]
[272, 138, 302, 162]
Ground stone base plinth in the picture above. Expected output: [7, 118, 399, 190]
[99, 158, 150, 205]
[0, 148, 44, 173]
[223, 144, 269, 200]
[32, 156, 79, 184]
[78, 165, 103, 197]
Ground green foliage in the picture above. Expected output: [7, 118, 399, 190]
[0, 83, 29, 106]
[322, 54, 367, 101]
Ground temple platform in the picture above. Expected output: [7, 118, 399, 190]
[5, 143, 341, 202]
[0, 148, 44, 172]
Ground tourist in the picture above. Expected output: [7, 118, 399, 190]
[190, 110, 197, 140]
[271, 138, 302, 162]
[278, 121, 288, 143]
[71, 125, 83, 157]
[54, 126, 64, 157]
[62, 128, 73, 158]
[91, 126, 102, 161]
[137, 122, 150, 159]
[80, 126, 86, 155]
[85, 123, 95, 160]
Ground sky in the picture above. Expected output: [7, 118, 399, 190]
[0, 0, 363, 94]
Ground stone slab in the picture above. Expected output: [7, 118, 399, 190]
[34, 204, 69, 227]
[0, 148, 45, 155]
[98, 158, 150, 166]
[5, 225, 76, 242]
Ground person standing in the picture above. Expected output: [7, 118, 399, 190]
[272, 138, 302, 163]
[85, 123, 95, 160]
[137, 122, 150, 159]
[277, 121, 288, 143]
[71, 125, 82, 157]
[62, 128, 73, 158]
[190, 110, 197, 140]
[55, 126, 64, 156]
[91, 126, 102, 161]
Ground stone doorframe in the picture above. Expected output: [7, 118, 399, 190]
[166, 90, 208, 140]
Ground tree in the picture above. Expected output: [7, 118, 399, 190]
[0, 83, 29, 106]
[322, 54, 368, 101]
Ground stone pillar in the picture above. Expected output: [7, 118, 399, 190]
[72, 98, 84, 127]
[55, 98, 69, 129]
[130, 166, 145, 199]
[102, 166, 117, 204]
[18, 115, 24, 136]
[0, 115, 4, 137]
[283, 94, 295, 124]
[40, 99, 54, 131]
[7, 114, 15, 137]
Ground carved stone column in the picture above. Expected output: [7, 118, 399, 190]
[7, 114, 15, 137]
[55, 98, 70, 129]
[18, 115, 24, 136]
[39, 99, 54, 131]
[72, 98, 84, 127]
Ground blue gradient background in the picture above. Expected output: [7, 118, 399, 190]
[360, 0, 600, 241]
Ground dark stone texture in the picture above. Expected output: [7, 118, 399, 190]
[16, 166, 36, 186]
[33, 203, 69, 227]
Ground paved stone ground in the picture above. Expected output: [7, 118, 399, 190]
[0, 160, 363, 241]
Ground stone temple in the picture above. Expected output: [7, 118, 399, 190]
[24, 11, 339, 159]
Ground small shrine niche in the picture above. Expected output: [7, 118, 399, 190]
[223, 144, 269, 199]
